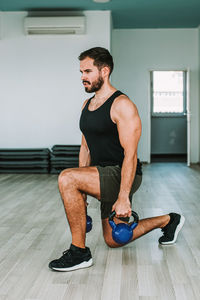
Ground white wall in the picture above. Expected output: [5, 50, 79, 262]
[112, 29, 199, 163]
[199, 26, 200, 162]
[0, 11, 111, 148]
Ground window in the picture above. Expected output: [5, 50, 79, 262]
[151, 71, 186, 115]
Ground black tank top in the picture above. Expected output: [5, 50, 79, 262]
[79, 90, 142, 174]
[79, 90, 124, 167]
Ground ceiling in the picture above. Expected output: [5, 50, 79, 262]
[0, 0, 200, 29]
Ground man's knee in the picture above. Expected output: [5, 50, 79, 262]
[103, 234, 117, 248]
[102, 219, 134, 248]
[103, 230, 131, 248]
[103, 233, 134, 248]
[58, 168, 75, 190]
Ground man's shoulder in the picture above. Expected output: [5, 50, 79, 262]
[116, 93, 130, 102]
[113, 93, 137, 113]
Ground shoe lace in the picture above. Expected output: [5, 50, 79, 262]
[161, 226, 171, 238]
[59, 249, 73, 263]
[161, 228, 166, 233]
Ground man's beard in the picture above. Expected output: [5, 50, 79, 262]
[83, 76, 104, 93]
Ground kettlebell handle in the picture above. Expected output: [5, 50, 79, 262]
[109, 210, 139, 224]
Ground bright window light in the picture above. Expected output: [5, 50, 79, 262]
[152, 71, 184, 113]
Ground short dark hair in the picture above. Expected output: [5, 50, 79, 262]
[78, 47, 114, 76]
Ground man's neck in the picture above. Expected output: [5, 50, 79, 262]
[94, 84, 117, 104]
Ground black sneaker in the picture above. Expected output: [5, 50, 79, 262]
[159, 213, 185, 245]
[49, 244, 93, 272]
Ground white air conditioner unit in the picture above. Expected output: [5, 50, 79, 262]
[24, 16, 86, 35]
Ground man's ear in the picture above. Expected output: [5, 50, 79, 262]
[101, 66, 110, 78]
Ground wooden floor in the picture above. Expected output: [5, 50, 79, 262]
[0, 163, 200, 300]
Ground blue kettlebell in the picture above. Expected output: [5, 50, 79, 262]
[86, 215, 92, 233]
[109, 210, 139, 244]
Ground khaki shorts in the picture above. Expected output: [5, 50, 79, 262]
[96, 165, 142, 220]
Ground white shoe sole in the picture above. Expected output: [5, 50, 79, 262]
[160, 215, 185, 245]
[50, 258, 93, 272]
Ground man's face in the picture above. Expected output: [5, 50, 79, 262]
[80, 57, 104, 93]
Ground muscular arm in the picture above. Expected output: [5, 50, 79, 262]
[79, 98, 91, 168]
[112, 96, 142, 217]
[79, 134, 91, 167]
[79, 99, 91, 205]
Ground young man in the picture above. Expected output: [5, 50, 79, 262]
[49, 47, 185, 272]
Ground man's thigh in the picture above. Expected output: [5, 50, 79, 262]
[96, 165, 128, 219]
[100, 171, 142, 220]
[59, 166, 101, 200]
